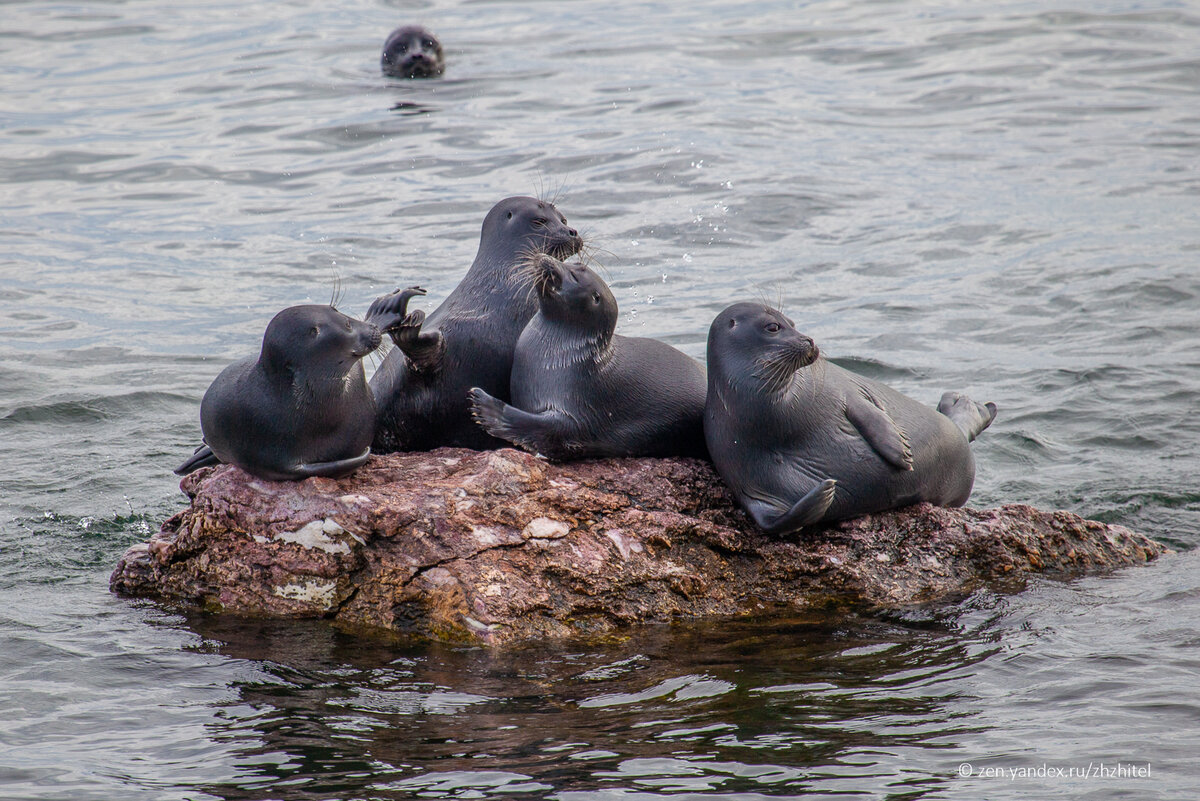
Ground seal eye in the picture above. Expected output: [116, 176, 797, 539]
[765, 322, 781, 334]
[423, 39, 435, 49]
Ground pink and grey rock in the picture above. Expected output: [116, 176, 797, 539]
[111, 448, 1167, 644]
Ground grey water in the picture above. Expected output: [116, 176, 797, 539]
[1, 0, 1198, 797]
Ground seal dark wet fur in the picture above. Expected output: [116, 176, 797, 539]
[468, 255, 707, 460]
[369, 196, 583, 452]
[381, 25, 444, 78]
[175, 292, 423, 481]
[704, 302, 997, 535]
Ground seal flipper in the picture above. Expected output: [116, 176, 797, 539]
[845, 388, 913, 470]
[365, 286, 426, 333]
[366, 287, 445, 372]
[291, 448, 371, 480]
[174, 443, 220, 476]
[744, 479, 838, 536]
[393, 318, 446, 374]
[468, 387, 582, 460]
[937, 392, 997, 442]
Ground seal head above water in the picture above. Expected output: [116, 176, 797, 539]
[468, 255, 707, 460]
[381, 25, 444, 78]
[704, 302, 997, 535]
[369, 196, 584, 452]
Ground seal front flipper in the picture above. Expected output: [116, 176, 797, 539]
[845, 388, 913, 470]
[468, 387, 582, 460]
[937, 391, 998, 442]
[365, 286, 426, 334]
[394, 321, 445, 374]
[366, 286, 445, 373]
[744, 479, 838, 536]
[291, 448, 372, 480]
[174, 443, 220, 476]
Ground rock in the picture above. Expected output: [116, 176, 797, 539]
[112, 448, 1167, 644]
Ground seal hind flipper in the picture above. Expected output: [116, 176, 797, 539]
[845, 389, 913, 470]
[468, 387, 582, 460]
[174, 443, 220, 476]
[937, 392, 998, 442]
[291, 448, 372, 480]
[745, 479, 838, 536]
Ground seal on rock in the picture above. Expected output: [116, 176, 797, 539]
[704, 302, 997, 534]
[369, 196, 584, 452]
[174, 291, 424, 481]
[467, 255, 707, 460]
[381, 25, 444, 78]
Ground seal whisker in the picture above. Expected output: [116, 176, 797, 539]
[578, 236, 615, 264]
[534, 171, 571, 208]
[327, 272, 347, 310]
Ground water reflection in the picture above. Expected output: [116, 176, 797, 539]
[187, 605, 1000, 798]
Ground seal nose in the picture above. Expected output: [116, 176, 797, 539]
[799, 336, 819, 364]
[357, 325, 383, 357]
[567, 226, 578, 238]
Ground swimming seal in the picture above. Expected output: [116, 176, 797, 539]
[381, 25, 444, 78]
[369, 196, 584, 452]
[174, 290, 423, 481]
[704, 302, 997, 534]
[467, 255, 707, 460]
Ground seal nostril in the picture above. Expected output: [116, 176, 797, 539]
[567, 227, 578, 238]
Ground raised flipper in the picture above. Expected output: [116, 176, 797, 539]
[292, 447, 372, 479]
[174, 443, 220, 476]
[467, 387, 582, 460]
[845, 388, 913, 470]
[937, 392, 998, 442]
[742, 479, 838, 536]
[366, 286, 445, 373]
[365, 286, 425, 333]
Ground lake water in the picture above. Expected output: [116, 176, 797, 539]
[2, 0, 1199, 797]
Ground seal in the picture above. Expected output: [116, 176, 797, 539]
[704, 302, 997, 534]
[381, 25, 444, 78]
[467, 255, 707, 460]
[368, 196, 584, 452]
[174, 290, 423, 481]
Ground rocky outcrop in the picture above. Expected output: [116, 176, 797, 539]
[112, 448, 1167, 644]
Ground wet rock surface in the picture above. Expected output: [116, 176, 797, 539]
[112, 448, 1168, 644]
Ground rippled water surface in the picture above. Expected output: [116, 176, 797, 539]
[2, 0, 1199, 798]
